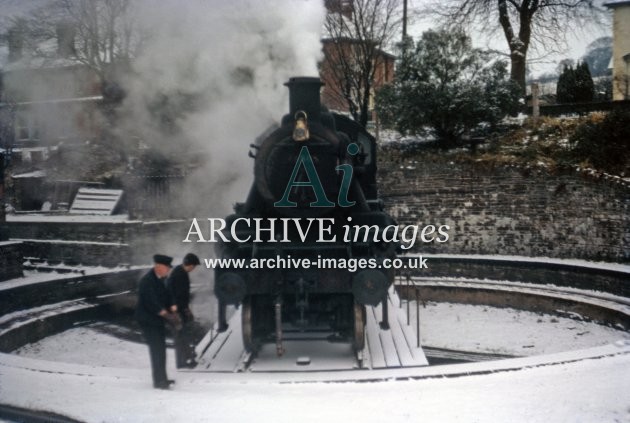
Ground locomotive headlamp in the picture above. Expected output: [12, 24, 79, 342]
[293, 110, 309, 142]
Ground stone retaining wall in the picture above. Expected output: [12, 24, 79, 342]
[1, 220, 189, 266]
[0, 269, 144, 352]
[0, 242, 23, 281]
[379, 162, 629, 262]
[403, 257, 630, 298]
[0, 269, 146, 314]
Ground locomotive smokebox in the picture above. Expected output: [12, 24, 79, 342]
[285, 77, 324, 122]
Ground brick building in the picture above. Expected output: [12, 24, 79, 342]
[605, 1, 630, 100]
[319, 0, 396, 121]
[0, 23, 114, 212]
[319, 37, 395, 118]
[0, 24, 104, 161]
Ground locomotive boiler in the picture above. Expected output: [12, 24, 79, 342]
[214, 77, 397, 354]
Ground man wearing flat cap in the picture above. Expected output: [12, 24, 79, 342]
[135, 254, 181, 389]
[167, 253, 201, 368]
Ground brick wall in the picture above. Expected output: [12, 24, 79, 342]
[3, 220, 137, 242]
[379, 162, 630, 262]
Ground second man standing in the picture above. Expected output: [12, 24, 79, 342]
[167, 253, 201, 368]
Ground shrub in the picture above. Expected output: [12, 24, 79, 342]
[376, 29, 520, 148]
[569, 110, 630, 174]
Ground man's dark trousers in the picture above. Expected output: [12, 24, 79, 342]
[140, 323, 167, 386]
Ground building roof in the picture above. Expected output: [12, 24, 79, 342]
[604, 1, 630, 8]
[2, 55, 78, 72]
[321, 38, 397, 59]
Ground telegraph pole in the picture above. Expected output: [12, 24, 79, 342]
[402, 0, 408, 40]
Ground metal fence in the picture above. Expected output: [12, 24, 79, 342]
[527, 99, 630, 117]
[122, 174, 186, 220]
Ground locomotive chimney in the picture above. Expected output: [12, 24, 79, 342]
[285, 77, 324, 122]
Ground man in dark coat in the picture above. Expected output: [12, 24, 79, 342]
[166, 253, 200, 368]
[135, 254, 181, 389]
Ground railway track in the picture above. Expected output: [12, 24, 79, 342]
[394, 275, 630, 328]
[192, 287, 429, 373]
[2, 264, 627, 380]
[422, 346, 519, 364]
[191, 274, 630, 373]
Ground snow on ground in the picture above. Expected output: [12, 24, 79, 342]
[1, 343, 629, 422]
[377, 129, 435, 145]
[2, 260, 629, 422]
[12, 303, 629, 367]
[5, 213, 133, 223]
[12, 325, 149, 369]
[417, 302, 629, 355]
[3, 303, 629, 422]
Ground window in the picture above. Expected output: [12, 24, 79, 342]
[14, 111, 39, 141]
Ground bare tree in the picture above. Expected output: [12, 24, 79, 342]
[322, 0, 401, 127]
[14, 0, 146, 85]
[426, 0, 601, 95]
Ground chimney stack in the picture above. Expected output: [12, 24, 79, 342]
[324, 0, 354, 18]
[56, 22, 76, 58]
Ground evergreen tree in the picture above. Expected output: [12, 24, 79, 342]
[574, 61, 595, 102]
[556, 62, 594, 103]
[556, 65, 576, 103]
[375, 29, 520, 148]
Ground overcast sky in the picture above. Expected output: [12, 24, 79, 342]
[0, 0, 613, 77]
[405, 0, 612, 77]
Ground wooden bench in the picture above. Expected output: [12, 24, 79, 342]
[69, 188, 123, 215]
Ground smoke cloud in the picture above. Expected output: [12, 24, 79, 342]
[2, 0, 326, 325]
[121, 0, 326, 217]
[121, 0, 326, 325]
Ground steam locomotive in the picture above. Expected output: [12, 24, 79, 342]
[214, 77, 397, 354]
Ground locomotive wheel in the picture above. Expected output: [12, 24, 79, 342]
[242, 296, 254, 352]
[353, 303, 366, 351]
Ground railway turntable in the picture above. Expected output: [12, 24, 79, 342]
[191, 286, 428, 372]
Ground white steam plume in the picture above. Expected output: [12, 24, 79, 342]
[121, 0, 326, 217]
[119, 0, 326, 325]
